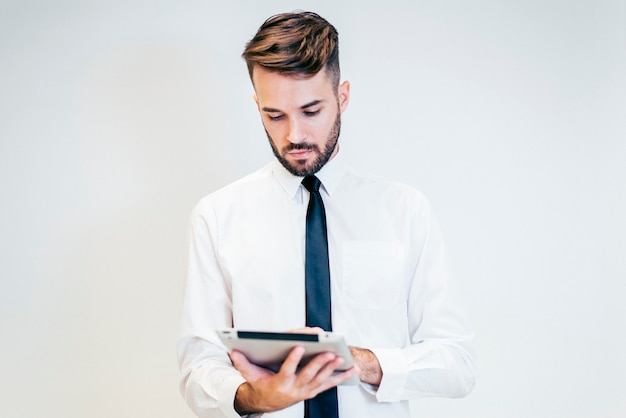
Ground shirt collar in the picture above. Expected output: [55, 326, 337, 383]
[271, 148, 346, 199]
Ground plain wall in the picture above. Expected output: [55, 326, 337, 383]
[1, 1, 624, 417]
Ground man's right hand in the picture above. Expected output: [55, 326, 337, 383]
[230, 345, 359, 415]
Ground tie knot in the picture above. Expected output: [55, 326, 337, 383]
[302, 175, 321, 193]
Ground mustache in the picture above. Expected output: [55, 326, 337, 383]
[283, 143, 318, 152]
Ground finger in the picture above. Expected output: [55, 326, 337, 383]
[287, 327, 324, 335]
[230, 350, 275, 382]
[279, 345, 306, 375]
[312, 366, 361, 395]
[310, 355, 346, 384]
[230, 350, 260, 378]
[330, 367, 361, 386]
[301, 351, 336, 371]
[294, 351, 337, 384]
[229, 350, 250, 370]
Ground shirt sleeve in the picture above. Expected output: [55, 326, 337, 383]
[370, 197, 478, 401]
[177, 200, 259, 418]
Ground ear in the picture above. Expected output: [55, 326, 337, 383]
[337, 81, 350, 114]
[253, 93, 260, 112]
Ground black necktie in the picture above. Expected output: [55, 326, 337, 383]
[302, 175, 338, 418]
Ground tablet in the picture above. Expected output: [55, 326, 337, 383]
[217, 329, 359, 385]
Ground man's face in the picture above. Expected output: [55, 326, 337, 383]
[252, 66, 350, 176]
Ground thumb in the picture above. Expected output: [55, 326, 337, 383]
[230, 350, 271, 381]
[230, 350, 252, 371]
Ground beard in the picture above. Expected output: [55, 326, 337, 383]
[266, 111, 341, 177]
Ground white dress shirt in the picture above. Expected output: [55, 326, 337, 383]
[178, 151, 477, 418]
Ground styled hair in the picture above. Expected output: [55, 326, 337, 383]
[242, 11, 340, 87]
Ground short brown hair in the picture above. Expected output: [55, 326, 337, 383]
[242, 11, 340, 87]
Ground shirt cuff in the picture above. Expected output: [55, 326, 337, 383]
[369, 347, 408, 402]
[216, 373, 249, 418]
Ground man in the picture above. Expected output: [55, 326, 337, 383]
[178, 11, 476, 418]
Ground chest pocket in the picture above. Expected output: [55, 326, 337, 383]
[341, 241, 405, 310]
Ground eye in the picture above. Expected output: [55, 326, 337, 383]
[303, 110, 321, 117]
[267, 114, 284, 121]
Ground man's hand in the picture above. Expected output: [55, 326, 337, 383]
[231, 345, 359, 415]
[349, 346, 383, 385]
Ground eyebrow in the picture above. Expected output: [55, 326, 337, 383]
[261, 100, 325, 113]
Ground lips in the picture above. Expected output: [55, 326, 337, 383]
[285, 144, 316, 160]
[287, 149, 313, 159]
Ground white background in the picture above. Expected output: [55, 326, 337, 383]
[1, 1, 624, 417]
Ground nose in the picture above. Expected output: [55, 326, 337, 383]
[287, 119, 305, 144]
